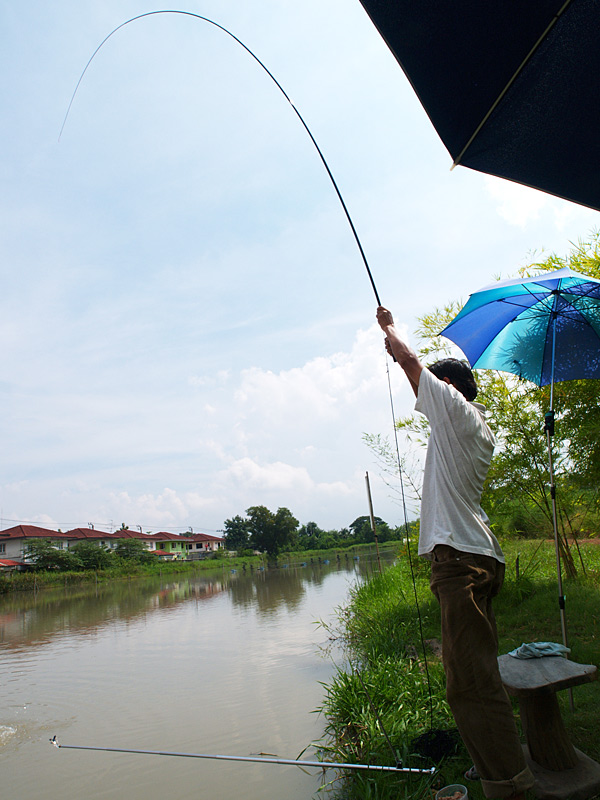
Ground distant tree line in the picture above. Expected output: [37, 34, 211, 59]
[223, 505, 413, 559]
[22, 512, 415, 572]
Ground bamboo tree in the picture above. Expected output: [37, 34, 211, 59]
[376, 232, 600, 573]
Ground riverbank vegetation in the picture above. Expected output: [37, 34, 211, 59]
[317, 539, 600, 799]
[0, 504, 414, 594]
[0, 540, 399, 594]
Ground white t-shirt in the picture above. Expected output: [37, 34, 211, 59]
[414, 367, 504, 563]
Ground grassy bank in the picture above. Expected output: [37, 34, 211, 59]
[0, 541, 399, 594]
[317, 539, 600, 799]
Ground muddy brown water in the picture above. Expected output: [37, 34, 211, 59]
[0, 554, 390, 799]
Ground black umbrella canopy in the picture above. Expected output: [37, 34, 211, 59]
[357, 0, 600, 212]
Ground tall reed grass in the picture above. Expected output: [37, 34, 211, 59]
[317, 539, 600, 799]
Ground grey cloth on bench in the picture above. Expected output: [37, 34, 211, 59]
[508, 641, 570, 659]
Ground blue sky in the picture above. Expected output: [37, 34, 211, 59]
[1, 0, 598, 534]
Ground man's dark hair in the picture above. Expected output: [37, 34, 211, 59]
[428, 358, 478, 401]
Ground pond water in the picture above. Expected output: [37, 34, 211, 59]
[0, 553, 390, 800]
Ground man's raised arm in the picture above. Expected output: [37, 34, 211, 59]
[376, 306, 423, 397]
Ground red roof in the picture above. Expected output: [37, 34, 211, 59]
[0, 559, 23, 567]
[0, 525, 68, 539]
[188, 533, 223, 543]
[65, 528, 118, 540]
[0, 526, 222, 543]
[145, 531, 222, 543]
[148, 531, 186, 541]
[111, 530, 157, 540]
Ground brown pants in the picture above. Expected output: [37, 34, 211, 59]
[430, 545, 534, 799]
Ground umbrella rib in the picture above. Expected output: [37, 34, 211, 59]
[498, 296, 597, 323]
[451, 0, 574, 170]
[496, 276, 600, 317]
[567, 282, 600, 302]
[494, 278, 558, 312]
[554, 297, 600, 329]
[497, 297, 552, 314]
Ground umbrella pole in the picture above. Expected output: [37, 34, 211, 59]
[545, 413, 569, 652]
[545, 313, 574, 709]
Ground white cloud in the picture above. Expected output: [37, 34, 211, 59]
[0, 321, 414, 531]
[218, 456, 354, 497]
[232, 323, 398, 433]
[106, 489, 187, 525]
[485, 176, 548, 227]
[223, 458, 314, 491]
[484, 176, 599, 234]
[4, 0, 598, 535]
[101, 488, 220, 531]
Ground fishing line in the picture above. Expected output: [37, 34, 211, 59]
[384, 359, 434, 703]
[329, 353, 444, 777]
[382, 354, 461, 762]
[383, 356, 435, 734]
[59, 9, 381, 305]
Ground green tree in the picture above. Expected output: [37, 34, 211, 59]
[336, 527, 353, 543]
[246, 505, 299, 558]
[296, 522, 344, 551]
[223, 515, 251, 551]
[297, 521, 324, 549]
[349, 515, 391, 543]
[383, 233, 600, 573]
[69, 540, 113, 570]
[113, 539, 154, 564]
[24, 539, 84, 571]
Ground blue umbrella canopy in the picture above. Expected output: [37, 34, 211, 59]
[440, 267, 600, 386]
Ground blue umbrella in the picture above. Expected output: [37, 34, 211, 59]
[440, 267, 600, 389]
[440, 266, 600, 665]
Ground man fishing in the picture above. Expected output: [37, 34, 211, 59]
[376, 306, 534, 800]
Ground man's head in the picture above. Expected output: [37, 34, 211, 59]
[428, 358, 478, 401]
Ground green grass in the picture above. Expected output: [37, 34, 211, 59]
[316, 539, 600, 799]
[0, 541, 400, 594]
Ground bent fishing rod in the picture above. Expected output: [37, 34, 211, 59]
[49, 736, 435, 775]
[60, 9, 381, 306]
[58, 12, 439, 769]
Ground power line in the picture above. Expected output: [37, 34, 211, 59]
[0, 516, 223, 534]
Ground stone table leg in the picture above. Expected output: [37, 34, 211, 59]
[519, 691, 578, 770]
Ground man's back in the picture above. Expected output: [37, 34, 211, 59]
[415, 366, 503, 560]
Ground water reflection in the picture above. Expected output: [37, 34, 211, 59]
[0, 551, 390, 650]
[0, 550, 396, 800]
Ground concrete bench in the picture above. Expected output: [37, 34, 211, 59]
[498, 654, 600, 800]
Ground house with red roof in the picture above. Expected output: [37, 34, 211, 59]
[0, 525, 72, 565]
[0, 559, 23, 572]
[187, 532, 224, 558]
[145, 532, 222, 559]
[145, 532, 190, 560]
[0, 524, 224, 566]
[64, 528, 122, 550]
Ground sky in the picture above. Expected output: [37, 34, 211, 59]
[1, 0, 598, 535]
